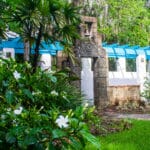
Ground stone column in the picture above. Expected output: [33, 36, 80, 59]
[94, 47, 109, 108]
[69, 58, 81, 89]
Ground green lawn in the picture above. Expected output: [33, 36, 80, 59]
[100, 120, 150, 150]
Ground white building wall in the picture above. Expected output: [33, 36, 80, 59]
[136, 54, 146, 93]
[117, 58, 126, 77]
[81, 58, 94, 105]
[109, 54, 147, 94]
[3, 48, 15, 59]
[39, 54, 52, 71]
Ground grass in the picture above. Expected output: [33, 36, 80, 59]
[85, 119, 150, 150]
[100, 119, 150, 150]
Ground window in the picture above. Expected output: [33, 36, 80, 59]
[108, 58, 117, 71]
[126, 58, 136, 72]
[6, 52, 12, 58]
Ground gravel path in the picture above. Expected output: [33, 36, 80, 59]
[105, 112, 150, 120]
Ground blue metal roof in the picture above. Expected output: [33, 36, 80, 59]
[0, 37, 63, 56]
[103, 43, 150, 59]
[1, 38, 150, 59]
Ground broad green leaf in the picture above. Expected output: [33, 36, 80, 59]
[5, 90, 14, 104]
[74, 106, 84, 118]
[24, 136, 37, 145]
[6, 132, 16, 144]
[23, 89, 34, 101]
[80, 130, 100, 149]
[69, 137, 83, 150]
[52, 129, 66, 139]
[50, 76, 57, 83]
[48, 142, 56, 150]
[69, 118, 79, 128]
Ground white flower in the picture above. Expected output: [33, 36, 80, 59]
[32, 90, 42, 96]
[1, 114, 6, 120]
[7, 108, 11, 112]
[51, 90, 58, 96]
[84, 103, 89, 108]
[14, 106, 23, 115]
[56, 115, 69, 128]
[13, 71, 21, 80]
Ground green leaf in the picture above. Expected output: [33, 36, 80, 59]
[24, 136, 37, 145]
[74, 106, 84, 118]
[6, 132, 16, 144]
[80, 130, 100, 149]
[69, 137, 83, 150]
[52, 129, 66, 139]
[50, 76, 57, 83]
[48, 142, 56, 150]
[23, 89, 34, 101]
[5, 90, 14, 104]
[70, 118, 79, 128]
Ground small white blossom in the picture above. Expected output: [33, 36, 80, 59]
[14, 106, 23, 115]
[1, 114, 6, 120]
[51, 90, 58, 96]
[56, 115, 69, 128]
[7, 108, 11, 112]
[84, 103, 89, 108]
[32, 90, 42, 96]
[13, 71, 21, 80]
[62, 95, 67, 99]
[13, 119, 18, 126]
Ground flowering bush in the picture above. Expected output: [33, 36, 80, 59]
[142, 78, 150, 102]
[0, 59, 100, 149]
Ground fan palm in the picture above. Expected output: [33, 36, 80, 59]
[0, 1, 8, 39]
[8, 0, 81, 71]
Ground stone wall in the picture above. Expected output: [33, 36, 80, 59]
[94, 47, 109, 107]
[57, 16, 109, 107]
[108, 85, 141, 105]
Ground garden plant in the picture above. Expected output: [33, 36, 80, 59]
[0, 59, 100, 150]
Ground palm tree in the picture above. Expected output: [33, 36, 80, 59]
[8, 0, 80, 71]
[0, 0, 8, 39]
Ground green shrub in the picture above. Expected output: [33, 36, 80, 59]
[141, 78, 150, 103]
[0, 59, 100, 149]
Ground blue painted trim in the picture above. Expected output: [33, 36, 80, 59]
[0, 37, 63, 56]
[103, 43, 150, 59]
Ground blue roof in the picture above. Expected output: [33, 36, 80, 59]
[0, 37, 63, 56]
[1, 38, 150, 59]
[103, 43, 150, 59]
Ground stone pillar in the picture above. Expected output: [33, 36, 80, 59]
[81, 58, 94, 105]
[136, 54, 146, 93]
[39, 54, 51, 70]
[117, 58, 126, 77]
[70, 16, 109, 108]
[69, 58, 81, 89]
[94, 47, 109, 108]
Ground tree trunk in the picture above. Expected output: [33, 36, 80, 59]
[72, 0, 81, 6]
[32, 25, 43, 73]
[24, 40, 30, 61]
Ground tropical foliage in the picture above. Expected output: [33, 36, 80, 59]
[5, 0, 80, 70]
[75, 0, 150, 46]
[0, 0, 8, 39]
[0, 59, 100, 149]
[142, 77, 150, 102]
